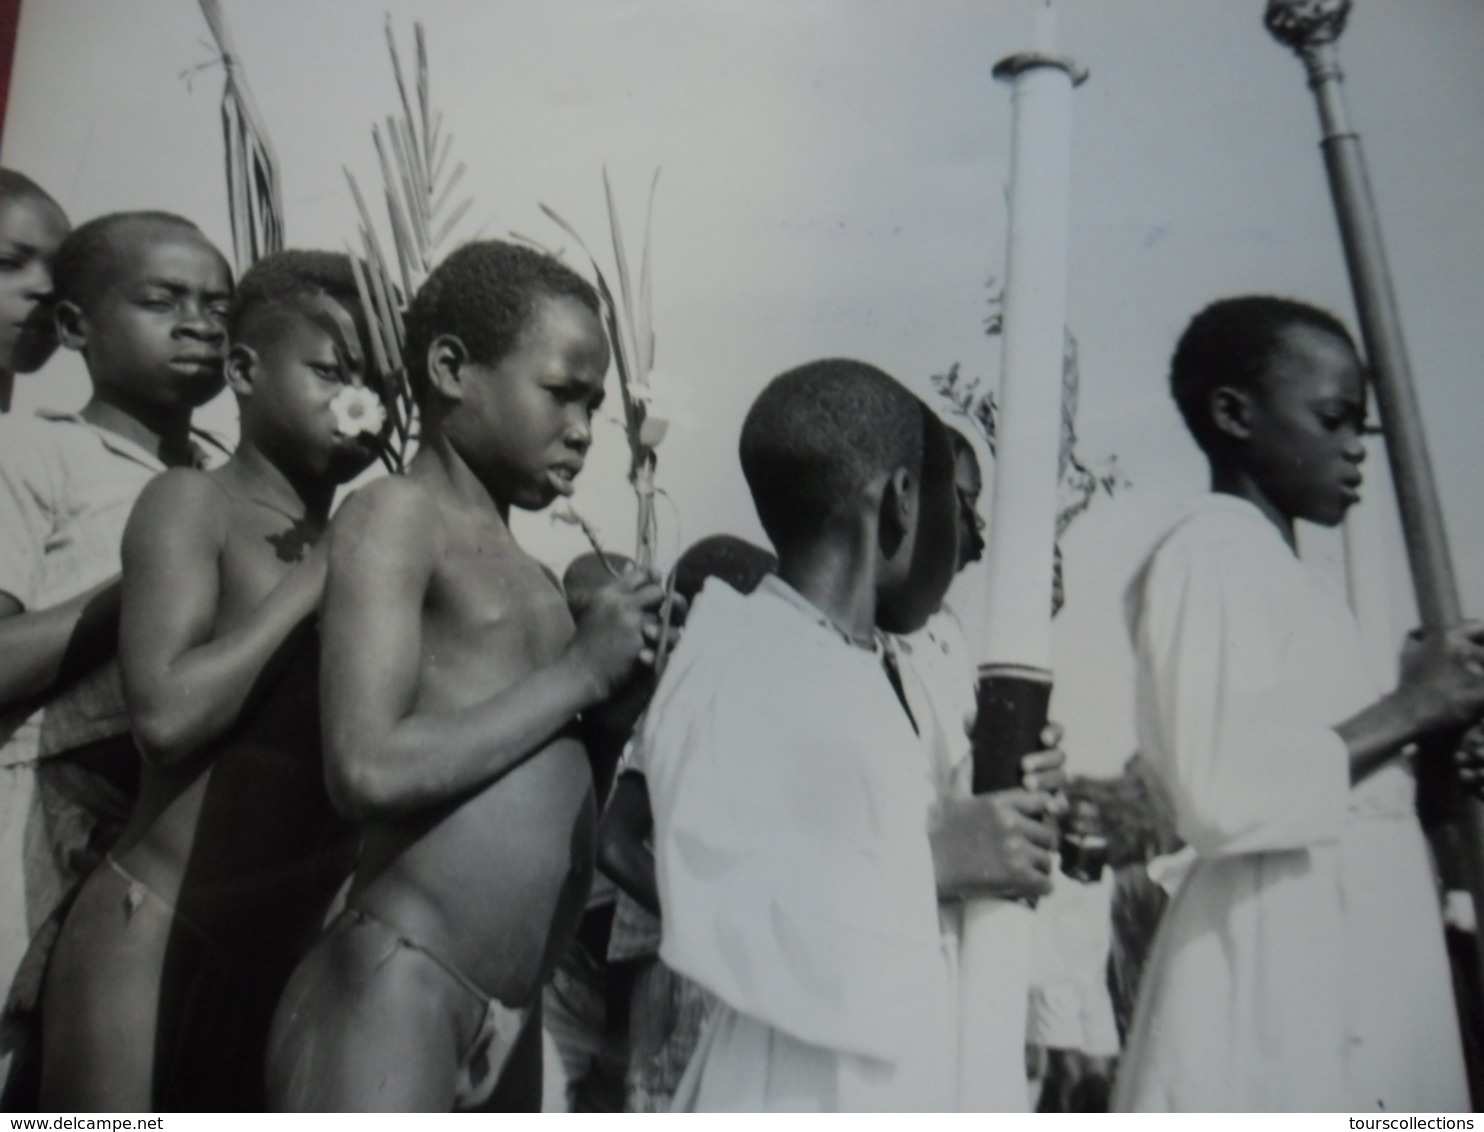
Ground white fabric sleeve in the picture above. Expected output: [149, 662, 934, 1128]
[1136, 535, 1349, 857]
[0, 422, 55, 610]
[652, 650, 937, 1065]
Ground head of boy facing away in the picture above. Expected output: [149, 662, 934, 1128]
[402, 239, 609, 515]
[52, 210, 233, 421]
[740, 357, 959, 637]
[226, 250, 386, 490]
[1170, 294, 1368, 539]
[0, 169, 70, 384]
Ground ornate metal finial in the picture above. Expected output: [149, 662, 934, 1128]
[1264, 0, 1352, 54]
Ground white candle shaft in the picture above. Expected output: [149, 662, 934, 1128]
[979, 62, 1076, 672]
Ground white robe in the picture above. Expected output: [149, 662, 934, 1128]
[644, 576, 954, 1111]
[1113, 494, 1466, 1112]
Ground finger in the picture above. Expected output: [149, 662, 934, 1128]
[630, 583, 669, 610]
[1008, 789, 1050, 818]
[1021, 748, 1066, 774]
[1025, 845, 1054, 876]
[1025, 767, 1068, 795]
[1019, 818, 1058, 851]
[638, 647, 657, 666]
[1039, 721, 1064, 747]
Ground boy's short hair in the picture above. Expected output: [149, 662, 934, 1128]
[740, 358, 926, 551]
[51, 211, 206, 308]
[563, 551, 636, 618]
[402, 240, 600, 408]
[0, 168, 62, 213]
[1170, 295, 1358, 453]
[673, 534, 777, 602]
[228, 249, 363, 343]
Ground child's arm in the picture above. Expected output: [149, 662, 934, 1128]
[322, 480, 664, 821]
[0, 581, 121, 706]
[0, 427, 122, 706]
[1337, 620, 1484, 783]
[119, 470, 325, 766]
[597, 770, 660, 914]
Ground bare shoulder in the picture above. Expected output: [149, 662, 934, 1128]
[127, 467, 230, 545]
[328, 475, 445, 570]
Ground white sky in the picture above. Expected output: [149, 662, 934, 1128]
[4, 0, 1482, 775]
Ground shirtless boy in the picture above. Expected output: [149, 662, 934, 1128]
[40, 251, 382, 1110]
[0, 169, 69, 412]
[267, 240, 668, 1112]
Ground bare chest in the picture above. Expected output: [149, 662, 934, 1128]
[419, 529, 575, 705]
[214, 503, 318, 632]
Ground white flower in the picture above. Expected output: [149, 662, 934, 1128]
[626, 369, 695, 450]
[328, 385, 387, 439]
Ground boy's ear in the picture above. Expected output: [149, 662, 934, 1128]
[1210, 385, 1253, 442]
[54, 300, 87, 353]
[878, 467, 916, 559]
[224, 343, 258, 399]
[426, 334, 469, 404]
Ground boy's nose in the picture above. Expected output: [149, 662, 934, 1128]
[564, 414, 592, 453]
[177, 305, 226, 342]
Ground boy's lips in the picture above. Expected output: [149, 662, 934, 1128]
[171, 354, 223, 373]
[547, 462, 583, 496]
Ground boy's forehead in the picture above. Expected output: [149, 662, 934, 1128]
[0, 194, 68, 248]
[104, 222, 231, 289]
[1264, 323, 1364, 400]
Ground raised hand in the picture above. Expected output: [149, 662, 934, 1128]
[564, 569, 670, 700]
[1397, 620, 1484, 736]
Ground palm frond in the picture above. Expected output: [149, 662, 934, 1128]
[342, 19, 475, 473]
[198, 0, 284, 268]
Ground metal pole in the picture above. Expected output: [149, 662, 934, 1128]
[1265, 0, 1484, 1001]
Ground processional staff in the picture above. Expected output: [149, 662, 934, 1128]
[1264, 0, 1484, 992]
[958, 1, 1086, 1110]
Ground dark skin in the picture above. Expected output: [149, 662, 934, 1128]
[38, 295, 380, 1111]
[1205, 323, 1484, 786]
[0, 224, 231, 713]
[266, 294, 672, 1112]
[0, 191, 69, 410]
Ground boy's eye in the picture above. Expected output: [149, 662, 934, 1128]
[207, 302, 231, 320]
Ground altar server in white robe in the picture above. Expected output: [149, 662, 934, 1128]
[1114, 296, 1484, 1112]
[645, 359, 968, 1110]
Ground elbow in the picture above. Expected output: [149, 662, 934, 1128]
[131, 705, 201, 768]
[324, 744, 405, 823]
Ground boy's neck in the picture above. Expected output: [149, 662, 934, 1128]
[1210, 467, 1297, 551]
[414, 431, 514, 527]
[80, 392, 196, 468]
[226, 441, 333, 523]
[777, 525, 878, 647]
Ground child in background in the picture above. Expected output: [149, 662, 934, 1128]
[40, 251, 382, 1111]
[598, 533, 777, 1112]
[0, 213, 230, 1049]
[643, 359, 964, 1110]
[267, 241, 670, 1112]
[1114, 296, 1484, 1111]
[0, 170, 68, 413]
